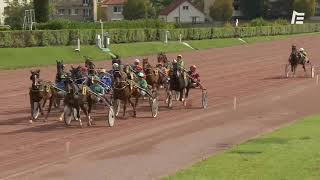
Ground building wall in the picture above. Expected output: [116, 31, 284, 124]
[52, 0, 97, 21]
[163, 1, 205, 23]
[103, 5, 124, 21]
[0, 0, 5, 24]
[0, 0, 31, 25]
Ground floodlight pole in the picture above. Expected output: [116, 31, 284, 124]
[100, 19, 104, 47]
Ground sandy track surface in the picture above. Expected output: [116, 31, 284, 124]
[0, 35, 320, 180]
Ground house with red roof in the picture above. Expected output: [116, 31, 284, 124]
[101, 0, 126, 21]
[159, 0, 206, 23]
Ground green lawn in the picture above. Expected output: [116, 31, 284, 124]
[0, 32, 319, 69]
[165, 115, 320, 180]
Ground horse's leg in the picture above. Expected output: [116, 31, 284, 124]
[123, 100, 127, 118]
[39, 100, 44, 116]
[42, 98, 47, 108]
[45, 96, 54, 122]
[80, 104, 92, 127]
[76, 106, 83, 127]
[129, 98, 136, 117]
[87, 97, 94, 125]
[30, 95, 34, 122]
[135, 95, 139, 107]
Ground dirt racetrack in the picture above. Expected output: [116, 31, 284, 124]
[1, 35, 320, 180]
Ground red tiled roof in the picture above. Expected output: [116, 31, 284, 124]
[102, 0, 126, 6]
[159, 0, 204, 16]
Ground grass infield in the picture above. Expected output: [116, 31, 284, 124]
[165, 115, 320, 180]
[0, 32, 319, 69]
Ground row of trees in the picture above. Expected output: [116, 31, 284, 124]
[3, 0, 318, 29]
[209, 0, 318, 21]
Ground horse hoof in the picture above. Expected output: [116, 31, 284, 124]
[58, 117, 63, 122]
[29, 120, 33, 124]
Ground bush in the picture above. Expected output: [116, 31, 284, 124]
[0, 25, 11, 31]
[0, 24, 320, 48]
[273, 19, 289, 26]
[250, 17, 270, 26]
[37, 19, 175, 30]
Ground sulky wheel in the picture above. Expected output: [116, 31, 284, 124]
[202, 90, 208, 109]
[107, 106, 116, 127]
[151, 99, 159, 118]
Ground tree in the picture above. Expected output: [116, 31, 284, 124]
[293, 0, 317, 18]
[265, 0, 294, 19]
[209, 0, 233, 21]
[4, 0, 32, 29]
[34, 0, 49, 23]
[240, 0, 265, 19]
[123, 0, 154, 20]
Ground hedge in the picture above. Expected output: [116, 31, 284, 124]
[36, 19, 176, 30]
[0, 24, 319, 48]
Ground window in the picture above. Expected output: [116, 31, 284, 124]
[68, 9, 72, 15]
[74, 9, 79, 15]
[233, 0, 240, 10]
[183, 6, 189, 10]
[83, 0, 90, 5]
[58, 9, 65, 15]
[4, 7, 9, 15]
[83, 8, 90, 17]
[174, 17, 179, 23]
[113, 6, 123, 14]
[192, 17, 197, 24]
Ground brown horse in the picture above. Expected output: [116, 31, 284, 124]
[142, 58, 160, 92]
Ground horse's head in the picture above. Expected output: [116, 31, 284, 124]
[56, 60, 64, 74]
[64, 73, 77, 94]
[70, 66, 85, 84]
[30, 69, 40, 87]
[113, 71, 127, 88]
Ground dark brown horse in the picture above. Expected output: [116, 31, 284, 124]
[29, 70, 51, 123]
[112, 70, 139, 117]
[288, 46, 309, 77]
[63, 74, 94, 127]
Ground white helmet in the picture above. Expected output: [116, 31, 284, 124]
[113, 63, 119, 69]
[172, 59, 177, 63]
[299, 48, 304, 52]
[134, 59, 140, 63]
[138, 72, 144, 78]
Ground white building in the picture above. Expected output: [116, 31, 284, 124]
[0, 0, 31, 25]
[159, 0, 206, 24]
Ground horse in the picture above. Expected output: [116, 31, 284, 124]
[112, 70, 138, 118]
[167, 63, 189, 108]
[142, 58, 160, 93]
[29, 70, 50, 122]
[289, 47, 307, 77]
[157, 52, 169, 67]
[63, 74, 93, 127]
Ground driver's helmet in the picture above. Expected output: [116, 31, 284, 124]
[113, 63, 119, 70]
[134, 59, 140, 65]
[172, 59, 177, 64]
[190, 65, 197, 72]
[299, 48, 304, 52]
[138, 72, 144, 78]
